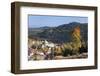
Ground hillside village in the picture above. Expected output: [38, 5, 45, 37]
[28, 26, 88, 60]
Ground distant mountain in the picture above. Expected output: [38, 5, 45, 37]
[28, 22, 88, 43]
[39, 26, 52, 29]
[57, 22, 87, 30]
[28, 26, 52, 36]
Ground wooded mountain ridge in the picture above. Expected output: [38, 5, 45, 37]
[28, 22, 88, 43]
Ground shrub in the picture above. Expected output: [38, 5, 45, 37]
[62, 48, 73, 56]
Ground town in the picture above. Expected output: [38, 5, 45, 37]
[28, 26, 88, 60]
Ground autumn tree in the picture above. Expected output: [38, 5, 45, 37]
[71, 26, 82, 54]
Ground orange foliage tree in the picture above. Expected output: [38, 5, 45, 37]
[71, 26, 82, 54]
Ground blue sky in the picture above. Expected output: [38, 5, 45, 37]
[28, 15, 88, 28]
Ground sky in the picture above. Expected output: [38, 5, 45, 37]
[28, 15, 88, 28]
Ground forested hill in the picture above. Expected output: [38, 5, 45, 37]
[28, 22, 88, 43]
